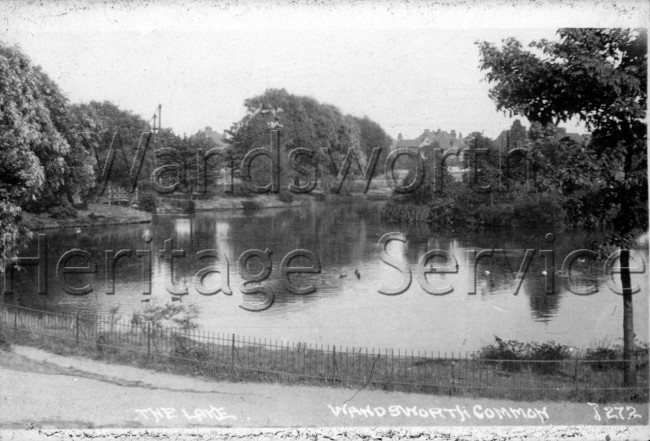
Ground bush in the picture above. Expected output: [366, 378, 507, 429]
[96, 332, 117, 354]
[0, 330, 9, 350]
[48, 205, 78, 219]
[241, 200, 261, 211]
[426, 195, 454, 226]
[138, 193, 157, 213]
[512, 193, 565, 227]
[130, 302, 200, 332]
[527, 341, 570, 374]
[585, 341, 650, 371]
[585, 346, 623, 371]
[479, 336, 527, 372]
[170, 334, 210, 361]
[479, 336, 570, 374]
[381, 200, 429, 224]
[278, 191, 294, 203]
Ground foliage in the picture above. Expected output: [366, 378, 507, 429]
[81, 100, 151, 190]
[130, 302, 200, 332]
[138, 193, 157, 213]
[381, 199, 430, 225]
[352, 115, 392, 176]
[151, 128, 227, 195]
[0, 328, 8, 350]
[479, 336, 527, 361]
[241, 200, 261, 211]
[479, 336, 571, 374]
[278, 191, 294, 203]
[224, 88, 391, 191]
[477, 27, 647, 386]
[47, 205, 78, 219]
[477, 28, 647, 246]
[585, 341, 650, 371]
[0, 43, 66, 261]
[0, 44, 149, 263]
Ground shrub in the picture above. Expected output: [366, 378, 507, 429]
[512, 193, 565, 227]
[138, 193, 157, 213]
[170, 334, 210, 361]
[478, 337, 571, 374]
[241, 200, 261, 211]
[0, 330, 9, 350]
[96, 332, 117, 354]
[278, 191, 294, 203]
[426, 195, 454, 226]
[585, 346, 623, 371]
[585, 341, 649, 371]
[479, 336, 527, 371]
[48, 205, 78, 219]
[527, 341, 570, 374]
[130, 302, 200, 332]
[381, 200, 428, 224]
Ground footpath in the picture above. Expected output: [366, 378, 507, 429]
[0, 345, 648, 439]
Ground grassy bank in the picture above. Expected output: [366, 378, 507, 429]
[22, 203, 152, 230]
[0, 304, 647, 403]
[157, 191, 391, 213]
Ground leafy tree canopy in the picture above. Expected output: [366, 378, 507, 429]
[477, 28, 647, 387]
[224, 89, 391, 187]
[0, 42, 100, 260]
[477, 28, 647, 245]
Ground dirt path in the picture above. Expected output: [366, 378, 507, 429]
[0, 345, 647, 433]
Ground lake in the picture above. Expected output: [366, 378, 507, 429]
[7, 200, 649, 354]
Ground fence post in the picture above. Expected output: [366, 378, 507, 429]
[574, 358, 579, 390]
[332, 345, 337, 378]
[75, 312, 80, 344]
[147, 322, 151, 356]
[13, 308, 17, 335]
[231, 334, 235, 372]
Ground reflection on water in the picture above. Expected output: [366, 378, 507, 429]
[6, 201, 649, 353]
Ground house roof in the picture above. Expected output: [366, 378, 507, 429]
[392, 129, 462, 151]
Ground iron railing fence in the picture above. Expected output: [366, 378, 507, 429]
[1, 304, 647, 401]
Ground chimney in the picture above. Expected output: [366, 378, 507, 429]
[398, 133, 403, 141]
[205, 126, 212, 134]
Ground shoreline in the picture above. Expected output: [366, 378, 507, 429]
[160, 191, 390, 213]
[21, 193, 391, 230]
[22, 203, 153, 231]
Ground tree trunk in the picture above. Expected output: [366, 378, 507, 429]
[620, 248, 636, 387]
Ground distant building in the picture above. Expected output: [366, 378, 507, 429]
[392, 128, 464, 154]
[391, 128, 467, 177]
[200, 126, 227, 148]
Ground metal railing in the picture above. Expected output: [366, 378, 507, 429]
[0, 304, 647, 401]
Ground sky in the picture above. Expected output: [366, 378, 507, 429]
[1, 0, 648, 140]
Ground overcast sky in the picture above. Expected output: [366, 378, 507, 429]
[1, 1, 647, 139]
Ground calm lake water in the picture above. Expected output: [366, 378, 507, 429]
[8, 201, 649, 353]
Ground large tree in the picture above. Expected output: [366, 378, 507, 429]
[478, 28, 647, 386]
[352, 115, 392, 177]
[79, 100, 151, 190]
[225, 89, 389, 192]
[0, 43, 103, 263]
[0, 43, 50, 263]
